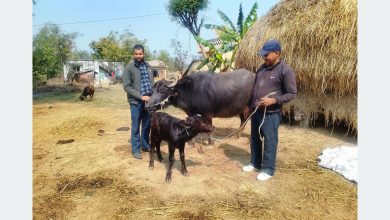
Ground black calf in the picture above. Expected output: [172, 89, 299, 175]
[149, 112, 214, 183]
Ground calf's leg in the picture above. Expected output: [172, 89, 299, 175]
[206, 132, 214, 146]
[165, 143, 176, 183]
[178, 143, 188, 176]
[149, 138, 158, 169]
[155, 139, 163, 162]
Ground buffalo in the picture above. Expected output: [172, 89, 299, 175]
[79, 85, 95, 101]
[145, 69, 255, 144]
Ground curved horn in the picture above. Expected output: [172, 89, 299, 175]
[167, 80, 177, 88]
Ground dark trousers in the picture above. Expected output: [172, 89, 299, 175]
[250, 111, 281, 176]
[130, 102, 151, 155]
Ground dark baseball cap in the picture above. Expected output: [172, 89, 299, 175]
[257, 40, 281, 56]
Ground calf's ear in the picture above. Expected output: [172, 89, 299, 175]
[179, 120, 193, 129]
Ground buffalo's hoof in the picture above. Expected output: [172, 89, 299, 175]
[181, 170, 189, 176]
[165, 175, 172, 183]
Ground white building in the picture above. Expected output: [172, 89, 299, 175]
[63, 60, 124, 86]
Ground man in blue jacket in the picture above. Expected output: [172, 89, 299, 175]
[243, 40, 297, 181]
[123, 45, 155, 159]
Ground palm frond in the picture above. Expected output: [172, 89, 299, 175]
[194, 35, 217, 50]
[219, 27, 240, 43]
[204, 24, 224, 31]
[220, 43, 236, 54]
[197, 58, 210, 70]
[217, 10, 237, 32]
[237, 3, 244, 38]
[243, 2, 258, 34]
[219, 34, 238, 46]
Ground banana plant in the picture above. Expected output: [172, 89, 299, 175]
[196, 2, 258, 71]
[194, 35, 232, 72]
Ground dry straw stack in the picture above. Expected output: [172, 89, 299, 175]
[235, 0, 357, 133]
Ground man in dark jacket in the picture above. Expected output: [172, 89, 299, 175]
[242, 39, 297, 181]
[123, 45, 155, 159]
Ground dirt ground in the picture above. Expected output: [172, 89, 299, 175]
[33, 84, 357, 220]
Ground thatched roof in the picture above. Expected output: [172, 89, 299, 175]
[235, 0, 357, 132]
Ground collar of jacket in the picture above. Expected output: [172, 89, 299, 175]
[131, 60, 151, 69]
[262, 59, 282, 71]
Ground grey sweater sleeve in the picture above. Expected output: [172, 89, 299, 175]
[122, 65, 142, 100]
[275, 66, 297, 105]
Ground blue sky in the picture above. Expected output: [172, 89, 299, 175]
[33, 0, 279, 57]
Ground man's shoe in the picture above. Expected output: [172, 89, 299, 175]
[257, 172, 272, 181]
[133, 153, 142, 160]
[242, 164, 255, 172]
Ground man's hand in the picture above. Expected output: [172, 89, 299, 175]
[259, 97, 277, 107]
[141, 96, 150, 102]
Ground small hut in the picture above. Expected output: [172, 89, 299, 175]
[235, 0, 357, 133]
[148, 60, 168, 79]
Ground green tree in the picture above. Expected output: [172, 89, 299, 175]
[156, 50, 170, 64]
[196, 2, 258, 71]
[155, 50, 176, 71]
[119, 30, 152, 61]
[71, 49, 92, 60]
[89, 31, 122, 61]
[89, 30, 150, 64]
[33, 23, 78, 86]
[170, 39, 189, 74]
[166, 0, 209, 57]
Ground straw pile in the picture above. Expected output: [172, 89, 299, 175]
[235, 0, 357, 132]
[50, 116, 105, 138]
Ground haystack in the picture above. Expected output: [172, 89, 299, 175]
[235, 0, 357, 133]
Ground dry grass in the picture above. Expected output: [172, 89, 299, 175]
[235, 0, 357, 132]
[283, 91, 357, 132]
[49, 116, 105, 138]
[33, 84, 357, 219]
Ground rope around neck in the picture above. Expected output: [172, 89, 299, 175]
[148, 95, 171, 110]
